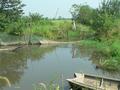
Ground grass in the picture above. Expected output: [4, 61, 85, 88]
[4, 19, 94, 41]
[26, 20, 72, 40]
[80, 39, 120, 71]
[1, 19, 73, 41]
[33, 83, 60, 90]
[0, 19, 94, 43]
[32, 74, 64, 90]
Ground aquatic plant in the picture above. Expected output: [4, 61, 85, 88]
[0, 76, 11, 87]
[33, 83, 60, 90]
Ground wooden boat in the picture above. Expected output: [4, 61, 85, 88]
[67, 73, 120, 90]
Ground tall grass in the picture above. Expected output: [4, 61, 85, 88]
[33, 83, 60, 90]
[25, 20, 72, 40]
[33, 74, 65, 90]
[80, 40, 120, 71]
[0, 76, 11, 87]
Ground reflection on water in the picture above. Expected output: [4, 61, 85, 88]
[0, 44, 120, 90]
[0, 45, 56, 90]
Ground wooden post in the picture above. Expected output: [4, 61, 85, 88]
[28, 23, 32, 45]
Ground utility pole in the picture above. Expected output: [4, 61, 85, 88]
[54, 8, 59, 19]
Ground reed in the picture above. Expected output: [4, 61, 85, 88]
[0, 76, 11, 87]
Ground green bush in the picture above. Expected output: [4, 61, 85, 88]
[6, 19, 26, 36]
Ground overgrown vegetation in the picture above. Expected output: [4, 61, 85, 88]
[0, 0, 74, 41]
[33, 83, 60, 90]
[71, 0, 120, 70]
[0, 0, 25, 31]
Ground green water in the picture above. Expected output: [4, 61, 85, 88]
[0, 44, 120, 90]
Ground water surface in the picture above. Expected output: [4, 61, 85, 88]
[0, 44, 120, 90]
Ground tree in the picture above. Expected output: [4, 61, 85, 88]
[77, 5, 93, 25]
[70, 4, 80, 21]
[70, 4, 80, 30]
[99, 0, 120, 18]
[70, 4, 94, 25]
[0, 13, 8, 31]
[0, 0, 25, 21]
[92, 0, 120, 40]
[29, 13, 44, 22]
[0, 0, 25, 32]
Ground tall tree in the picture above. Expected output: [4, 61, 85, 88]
[70, 4, 94, 25]
[0, 0, 25, 21]
[99, 0, 120, 18]
[92, 0, 120, 40]
[0, 0, 25, 32]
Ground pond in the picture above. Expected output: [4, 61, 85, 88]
[0, 44, 120, 90]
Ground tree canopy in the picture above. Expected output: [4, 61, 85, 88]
[0, 0, 25, 31]
[70, 0, 120, 40]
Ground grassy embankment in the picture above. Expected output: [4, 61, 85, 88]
[80, 40, 120, 71]
[26, 19, 91, 41]
[79, 19, 120, 71]
[0, 19, 84, 43]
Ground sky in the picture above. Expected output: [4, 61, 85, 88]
[22, 0, 102, 18]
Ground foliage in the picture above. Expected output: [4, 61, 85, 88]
[99, 0, 120, 18]
[70, 4, 93, 25]
[80, 40, 120, 71]
[91, 0, 120, 40]
[33, 83, 60, 90]
[31, 20, 72, 40]
[0, 0, 25, 32]
[7, 19, 26, 35]
[29, 13, 47, 24]
[92, 11, 115, 40]
[101, 58, 120, 70]
[70, 4, 80, 20]
[71, 0, 120, 40]
[70, 0, 120, 70]
[0, 13, 8, 31]
[0, 0, 25, 21]
[77, 5, 93, 25]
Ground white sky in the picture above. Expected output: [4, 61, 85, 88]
[22, 0, 102, 18]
